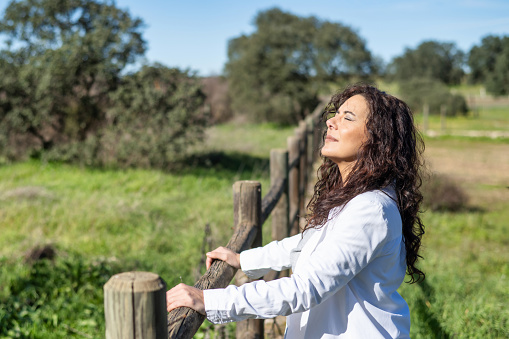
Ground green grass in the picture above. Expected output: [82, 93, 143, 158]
[399, 209, 509, 338]
[0, 122, 295, 338]
[203, 121, 296, 157]
[1, 119, 508, 338]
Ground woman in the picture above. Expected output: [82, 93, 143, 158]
[166, 84, 425, 338]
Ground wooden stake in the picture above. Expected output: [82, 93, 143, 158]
[104, 271, 167, 339]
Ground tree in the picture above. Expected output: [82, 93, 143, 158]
[225, 8, 376, 124]
[389, 41, 465, 85]
[0, 0, 146, 158]
[468, 35, 509, 96]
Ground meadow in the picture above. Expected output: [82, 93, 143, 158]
[1, 108, 508, 338]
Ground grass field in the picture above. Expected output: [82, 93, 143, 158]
[399, 136, 509, 338]
[1, 102, 508, 338]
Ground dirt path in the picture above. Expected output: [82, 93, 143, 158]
[423, 139, 509, 206]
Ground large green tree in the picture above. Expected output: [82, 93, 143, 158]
[0, 0, 145, 158]
[225, 8, 376, 124]
[468, 35, 509, 96]
[389, 40, 465, 85]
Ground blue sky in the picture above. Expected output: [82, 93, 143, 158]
[2, 0, 509, 76]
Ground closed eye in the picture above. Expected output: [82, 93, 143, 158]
[345, 113, 355, 121]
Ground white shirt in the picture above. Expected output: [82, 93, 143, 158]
[203, 187, 411, 338]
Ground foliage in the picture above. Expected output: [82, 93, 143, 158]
[389, 40, 465, 85]
[44, 64, 207, 168]
[0, 0, 206, 169]
[0, 252, 122, 338]
[397, 78, 468, 116]
[421, 173, 469, 212]
[225, 8, 376, 124]
[468, 34, 509, 96]
[0, 0, 146, 159]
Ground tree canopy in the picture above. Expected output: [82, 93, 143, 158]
[389, 40, 465, 85]
[225, 8, 376, 124]
[0, 0, 145, 154]
[468, 35, 509, 96]
[0, 0, 207, 167]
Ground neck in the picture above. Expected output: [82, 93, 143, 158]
[337, 162, 355, 183]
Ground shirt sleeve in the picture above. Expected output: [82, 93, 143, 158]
[203, 195, 391, 324]
[239, 232, 302, 279]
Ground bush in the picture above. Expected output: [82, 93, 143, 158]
[421, 173, 469, 211]
[0, 250, 121, 338]
[43, 64, 208, 169]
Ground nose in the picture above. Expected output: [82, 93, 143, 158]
[326, 115, 338, 130]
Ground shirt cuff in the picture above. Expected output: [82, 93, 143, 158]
[203, 289, 234, 324]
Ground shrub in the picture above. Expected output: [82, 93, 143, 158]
[421, 173, 469, 212]
[0, 250, 121, 338]
[43, 64, 208, 169]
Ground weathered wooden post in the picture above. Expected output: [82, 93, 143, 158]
[167, 181, 263, 338]
[270, 149, 289, 243]
[265, 149, 289, 280]
[234, 181, 263, 339]
[306, 116, 315, 174]
[104, 271, 167, 339]
[296, 122, 308, 230]
[287, 135, 300, 236]
[312, 108, 324, 165]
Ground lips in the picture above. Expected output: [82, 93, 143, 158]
[325, 135, 338, 142]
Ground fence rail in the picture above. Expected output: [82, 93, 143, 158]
[103, 103, 325, 339]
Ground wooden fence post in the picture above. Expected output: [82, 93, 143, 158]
[270, 149, 289, 243]
[266, 149, 289, 280]
[234, 181, 264, 339]
[296, 122, 308, 231]
[312, 112, 324, 164]
[287, 135, 300, 236]
[305, 116, 315, 175]
[104, 271, 167, 339]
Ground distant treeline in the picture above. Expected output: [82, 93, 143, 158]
[0, 1, 507, 168]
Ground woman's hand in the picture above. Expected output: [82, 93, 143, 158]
[166, 283, 205, 315]
[206, 246, 241, 270]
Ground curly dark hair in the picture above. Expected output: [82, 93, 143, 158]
[305, 83, 425, 283]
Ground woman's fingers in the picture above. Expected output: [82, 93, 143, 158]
[206, 255, 213, 270]
[206, 246, 240, 269]
[166, 283, 205, 315]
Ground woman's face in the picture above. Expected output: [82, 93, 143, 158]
[322, 94, 369, 177]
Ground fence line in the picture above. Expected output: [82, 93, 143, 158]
[103, 102, 325, 339]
